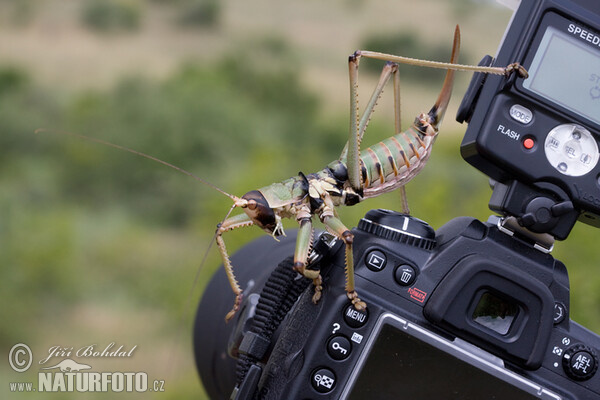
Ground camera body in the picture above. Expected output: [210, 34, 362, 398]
[271, 209, 600, 399]
[195, 210, 599, 399]
[459, 0, 600, 240]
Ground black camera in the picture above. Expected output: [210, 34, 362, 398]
[194, 0, 600, 398]
[195, 212, 598, 399]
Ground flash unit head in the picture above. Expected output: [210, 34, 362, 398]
[459, 0, 600, 239]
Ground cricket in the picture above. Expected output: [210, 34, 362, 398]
[38, 26, 528, 322]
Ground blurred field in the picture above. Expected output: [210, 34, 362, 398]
[1, 1, 599, 399]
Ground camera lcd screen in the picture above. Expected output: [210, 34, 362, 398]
[346, 322, 548, 399]
[522, 25, 600, 125]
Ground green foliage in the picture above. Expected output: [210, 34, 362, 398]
[176, 0, 221, 28]
[0, 38, 327, 335]
[0, 66, 27, 95]
[81, 0, 142, 33]
[55, 41, 322, 226]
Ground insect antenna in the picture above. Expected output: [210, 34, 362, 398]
[35, 128, 241, 202]
[38, 127, 248, 375]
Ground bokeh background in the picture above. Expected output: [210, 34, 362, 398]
[1, 0, 599, 398]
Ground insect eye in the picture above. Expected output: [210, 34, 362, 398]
[247, 200, 257, 210]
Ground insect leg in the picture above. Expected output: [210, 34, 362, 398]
[215, 213, 254, 322]
[293, 216, 323, 303]
[397, 186, 409, 214]
[393, 59, 402, 135]
[321, 214, 366, 310]
[358, 27, 526, 78]
[340, 61, 397, 162]
[390, 63, 411, 215]
[346, 51, 362, 191]
[346, 56, 401, 191]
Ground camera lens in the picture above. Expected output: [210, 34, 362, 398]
[193, 233, 298, 399]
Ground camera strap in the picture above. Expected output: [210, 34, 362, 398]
[231, 256, 312, 400]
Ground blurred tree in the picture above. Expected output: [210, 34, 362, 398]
[81, 0, 142, 33]
[176, 0, 221, 28]
[0, 66, 28, 95]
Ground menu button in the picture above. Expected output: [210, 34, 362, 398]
[343, 305, 368, 328]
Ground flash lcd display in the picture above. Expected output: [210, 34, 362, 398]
[523, 25, 600, 125]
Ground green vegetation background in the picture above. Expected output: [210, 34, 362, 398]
[1, 1, 599, 399]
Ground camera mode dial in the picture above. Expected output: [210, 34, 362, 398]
[358, 209, 436, 250]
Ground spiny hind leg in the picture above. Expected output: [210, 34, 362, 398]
[390, 63, 411, 215]
[340, 59, 397, 161]
[344, 55, 397, 191]
[321, 213, 366, 310]
[398, 186, 410, 214]
[215, 213, 254, 322]
[293, 215, 322, 303]
[345, 54, 410, 215]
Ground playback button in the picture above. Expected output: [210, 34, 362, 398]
[365, 250, 387, 271]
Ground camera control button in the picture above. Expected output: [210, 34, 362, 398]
[327, 336, 352, 360]
[562, 345, 598, 380]
[544, 124, 599, 177]
[509, 104, 533, 125]
[394, 264, 417, 286]
[553, 302, 566, 324]
[311, 368, 336, 393]
[365, 250, 387, 271]
[343, 305, 368, 328]
[523, 137, 535, 150]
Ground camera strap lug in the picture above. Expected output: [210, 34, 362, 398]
[238, 332, 271, 360]
[307, 232, 338, 266]
[496, 216, 555, 253]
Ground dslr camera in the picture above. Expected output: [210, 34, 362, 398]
[194, 0, 600, 398]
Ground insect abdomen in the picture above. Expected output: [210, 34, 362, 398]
[361, 126, 429, 190]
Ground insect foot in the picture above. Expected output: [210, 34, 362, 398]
[311, 274, 323, 304]
[225, 293, 243, 323]
[294, 262, 323, 304]
[347, 291, 367, 311]
[505, 62, 529, 78]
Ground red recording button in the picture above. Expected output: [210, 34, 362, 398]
[523, 137, 535, 150]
